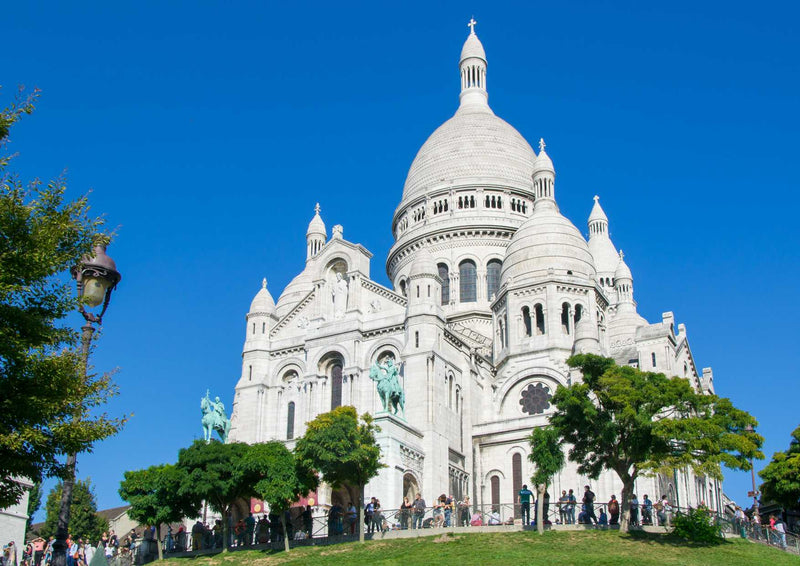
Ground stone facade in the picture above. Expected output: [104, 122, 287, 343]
[0, 479, 31, 549]
[229, 27, 724, 515]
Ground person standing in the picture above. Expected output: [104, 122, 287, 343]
[518, 484, 533, 526]
[567, 489, 577, 524]
[399, 497, 412, 530]
[608, 495, 620, 526]
[244, 513, 256, 546]
[642, 495, 653, 525]
[191, 520, 204, 551]
[630, 494, 640, 526]
[412, 493, 426, 529]
[558, 491, 569, 524]
[657, 495, 671, 527]
[459, 497, 471, 527]
[582, 486, 597, 525]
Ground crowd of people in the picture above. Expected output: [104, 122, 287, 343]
[0, 530, 144, 566]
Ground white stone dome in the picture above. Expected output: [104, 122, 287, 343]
[500, 203, 596, 287]
[589, 237, 620, 276]
[307, 209, 326, 236]
[249, 278, 276, 314]
[532, 147, 554, 174]
[460, 33, 486, 61]
[276, 270, 314, 319]
[400, 106, 536, 203]
[614, 252, 633, 280]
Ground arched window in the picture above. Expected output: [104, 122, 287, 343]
[512, 453, 523, 519]
[490, 475, 500, 507]
[561, 303, 571, 334]
[535, 304, 546, 335]
[651, 353, 656, 368]
[459, 260, 477, 302]
[448, 374, 454, 408]
[487, 259, 502, 300]
[399, 279, 407, 297]
[287, 401, 295, 440]
[331, 364, 343, 410]
[438, 263, 450, 305]
[574, 304, 583, 325]
[522, 306, 532, 337]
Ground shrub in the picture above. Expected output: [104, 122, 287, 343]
[670, 507, 723, 544]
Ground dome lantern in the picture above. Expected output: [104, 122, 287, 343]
[306, 203, 327, 260]
[459, 18, 489, 109]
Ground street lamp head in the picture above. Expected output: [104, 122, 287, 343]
[72, 243, 122, 319]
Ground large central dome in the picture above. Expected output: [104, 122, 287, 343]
[401, 105, 536, 202]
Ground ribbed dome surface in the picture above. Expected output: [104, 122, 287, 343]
[614, 254, 633, 280]
[460, 33, 486, 61]
[589, 237, 620, 275]
[409, 247, 438, 277]
[276, 271, 314, 319]
[401, 107, 536, 203]
[249, 279, 276, 314]
[500, 203, 596, 286]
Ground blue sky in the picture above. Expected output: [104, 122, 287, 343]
[4, 1, 798, 519]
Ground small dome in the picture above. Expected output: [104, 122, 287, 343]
[532, 146, 554, 174]
[460, 32, 486, 62]
[249, 278, 275, 314]
[614, 251, 633, 280]
[307, 204, 326, 237]
[588, 195, 608, 223]
[409, 247, 438, 277]
[501, 203, 596, 287]
[276, 270, 314, 319]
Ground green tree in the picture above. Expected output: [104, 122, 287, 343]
[26, 481, 43, 534]
[528, 426, 564, 534]
[119, 464, 199, 560]
[549, 354, 763, 532]
[243, 442, 318, 552]
[759, 425, 800, 512]
[294, 406, 383, 543]
[41, 478, 108, 542]
[176, 440, 256, 552]
[0, 86, 122, 508]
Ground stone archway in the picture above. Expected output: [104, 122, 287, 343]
[403, 472, 420, 501]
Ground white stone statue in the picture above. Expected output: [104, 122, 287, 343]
[332, 272, 348, 319]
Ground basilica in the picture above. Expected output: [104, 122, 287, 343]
[228, 25, 724, 516]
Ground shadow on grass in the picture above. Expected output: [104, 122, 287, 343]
[623, 529, 730, 549]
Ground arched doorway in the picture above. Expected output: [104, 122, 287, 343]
[403, 472, 420, 501]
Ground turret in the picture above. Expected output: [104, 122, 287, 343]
[245, 278, 276, 340]
[404, 248, 444, 354]
[306, 203, 327, 260]
[587, 195, 621, 291]
[573, 315, 600, 354]
[613, 250, 635, 309]
[459, 18, 489, 109]
[532, 139, 555, 208]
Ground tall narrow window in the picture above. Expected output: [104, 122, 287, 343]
[448, 375, 453, 408]
[261, 322, 266, 334]
[512, 453, 523, 518]
[574, 304, 583, 325]
[331, 364, 343, 410]
[438, 263, 450, 305]
[248, 365, 252, 381]
[399, 279, 407, 297]
[415, 331, 419, 348]
[459, 260, 477, 303]
[487, 259, 502, 300]
[490, 475, 500, 507]
[522, 306, 532, 337]
[561, 303, 571, 334]
[651, 353, 656, 367]
[287, 402, 295, 440]
[535, 304, 546, 335]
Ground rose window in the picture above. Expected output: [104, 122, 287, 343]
[519, 382, 552, 415]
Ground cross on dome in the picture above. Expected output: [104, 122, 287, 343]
[262, 277, 267, 289]
[539, 138, 546, 152]
[468, 17, 477, 35]
[619, 250, 625, 260]
[594, 195, 600, 203]
[314, 203, 321, 214]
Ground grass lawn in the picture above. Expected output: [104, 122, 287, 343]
[161, 530, 799, 566]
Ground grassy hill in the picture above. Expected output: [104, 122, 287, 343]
[162, 530, 799, 566]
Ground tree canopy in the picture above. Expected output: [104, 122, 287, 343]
[41, 478, 108, 543]
[243, 441, 317, 552]
[294, 406, 383, 542]
[759, 425, 800, 512]
[176, 440, 256, 551]
[548, 354, 763, 531]
[0, 87, 122, 507]
[119, 464, 199, 560]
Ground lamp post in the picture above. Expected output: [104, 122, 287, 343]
[52, 244, 121, 566]
[744, 423, 760, 521]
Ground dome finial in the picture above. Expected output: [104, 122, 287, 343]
[262, 277, 267, 289]
[468, 16, 477, 35]
[619, 249, 625, 260]
[539, 138, 546, 153]
[314, 202, 321, 215]
[594, 195, 599, 203]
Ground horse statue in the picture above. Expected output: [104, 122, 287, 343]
[201, 390, 231, 443]
[369, 357, 405, 417]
